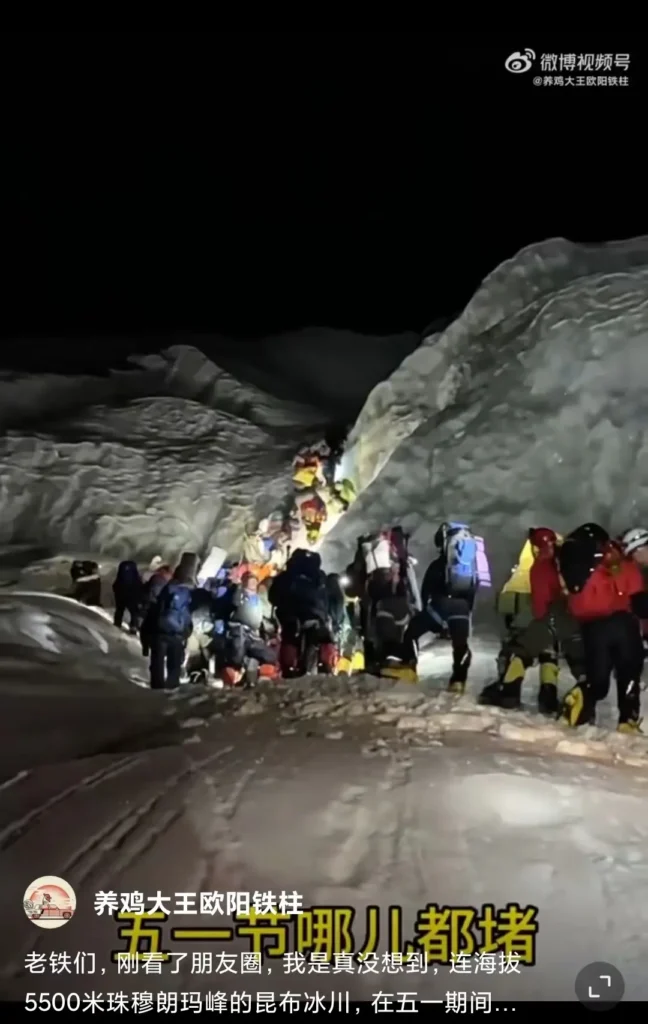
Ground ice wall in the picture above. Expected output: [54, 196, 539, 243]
[0, 347, 329, 561]
[3, 237, 648, 577]
[322, 236, 648, 592]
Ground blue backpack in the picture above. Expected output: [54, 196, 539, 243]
[157, 582, 193, 637]
[444, 522, 479, 596]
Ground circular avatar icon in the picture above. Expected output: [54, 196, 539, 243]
[23, 875, 76, 929]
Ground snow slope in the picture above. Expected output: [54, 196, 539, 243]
[325, 235, 648, 591]
[0, 591, 184, 778]
[2, 587, 648, 1003]
[0, 346, 333, 561]
[4, 635, 648, 1002]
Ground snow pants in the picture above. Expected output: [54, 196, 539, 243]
[405, 597, 472, 684]
[140, 624, 154, 658]
[361, 574, 415, 669]
[225, 626, 277, 671]
[581, 611, 644, 722]
[74, 578, 102, 606]
[114, 592, 140, 632]
[149, 635, 186, 690]
[500, 605, 585, 683]
[279, 621, 336, 675]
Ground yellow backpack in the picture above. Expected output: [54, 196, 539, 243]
[293, 465, 320, 490]
[499, 540, 534, 599]
[498, 534, 564, 614]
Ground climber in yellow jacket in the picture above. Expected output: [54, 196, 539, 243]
[477, 532, 585, 716]
[292, 447, 327, 491]
[479, 529, 583, 715]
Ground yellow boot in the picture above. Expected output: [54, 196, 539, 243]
[479, 656, 525, 709]
[337, 656, 352, 675]
[559, 684, 595, 727]
[380, 665, 419, 683]
[617, 718, 643, 735]
[350, 650, 365, 673]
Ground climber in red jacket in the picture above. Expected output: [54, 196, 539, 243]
[529, 529, 563, 620]
[559, 529, 648, 732]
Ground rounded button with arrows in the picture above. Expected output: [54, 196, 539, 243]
[575, 961, 625, 1010]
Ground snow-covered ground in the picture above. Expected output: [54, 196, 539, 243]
[0, 589, 178, 778]
[2, 591, 648, 1002]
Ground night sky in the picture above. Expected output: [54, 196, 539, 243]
[1, 32, 646, 375]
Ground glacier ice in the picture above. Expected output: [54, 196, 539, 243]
[322, 235, 648, 593]
[0, 346, 332, 560]
[2, 236, 648, 585]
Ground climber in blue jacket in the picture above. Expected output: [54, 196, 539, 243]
[149, 562, 195, 690]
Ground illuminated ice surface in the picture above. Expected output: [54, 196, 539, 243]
[0, 332, 416, 563]
[1, 592, 648, 1002]
[323, 234, 648, 589]
[0, 346, 332, 561]
[2, 236, 648, 580]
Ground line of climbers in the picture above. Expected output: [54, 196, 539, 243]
[481, 523, 648, 734]
[291, 438, 356, 546]
[71, 517, 648, 735]
[205, 438, 357, 587]
[100, 550, 341, 690]
[341, 522, 487, 690]
[72, 520, 485, 694]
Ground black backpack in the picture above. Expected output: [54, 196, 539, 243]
[115, 560, 141, 589]
[287, 573, 328, 623]
[569, 523, 610, 548]
[287, 548, 321, 583]
[558, 524, 608, 595]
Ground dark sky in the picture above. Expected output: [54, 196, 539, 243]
[2, 32, 646, 366]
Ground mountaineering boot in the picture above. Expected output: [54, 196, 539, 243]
[617, 678, 642, 733]
[559, 683, 595, 727]
[617, 717, 643, 735]
[478, 655, 525, 709]
[400, 666, 419, 683]
[537, 683, 558, 715]
[221, 666, 244, 687]
[537, 659, 559, 716]
[479, 678, 522, 709]
[448, 649, 472, 695]
[350, 650, 365, 673]
[258, 663, 280, 681]
[381, 663, 419, 683]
